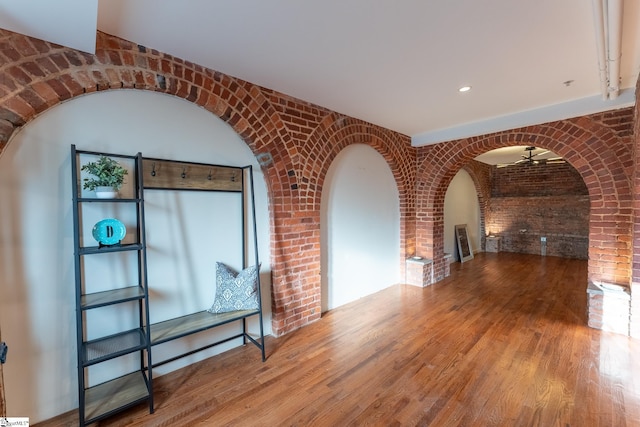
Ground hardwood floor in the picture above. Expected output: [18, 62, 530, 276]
[38, 253, 640, 426]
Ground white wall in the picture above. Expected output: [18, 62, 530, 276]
[0, 90, 272, 423]
[320, 144, 400, 311]
[444, 169, 481, 260]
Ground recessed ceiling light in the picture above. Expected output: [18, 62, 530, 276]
[458, 85, 472, 93]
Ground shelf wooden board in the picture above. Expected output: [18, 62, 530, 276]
[81, 286, 145, 309]
[83, 328, 147, 365]
[149, 309, 259, 345]
[84, 371, 150, 423]
[79, 243, 143, 255]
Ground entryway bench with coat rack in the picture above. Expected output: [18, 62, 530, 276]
[71, 146, 266, 426]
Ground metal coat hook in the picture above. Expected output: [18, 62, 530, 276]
[207, 169, 213, 180]
[151, 162, 156, 177]
[231, 172, 236, 182]
[181, 167, 186, 179]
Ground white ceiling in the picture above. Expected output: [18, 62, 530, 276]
[1, 0, 639, 150]
[0, 0, 97, 53]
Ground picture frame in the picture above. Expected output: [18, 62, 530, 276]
[455, 224, 474, 263]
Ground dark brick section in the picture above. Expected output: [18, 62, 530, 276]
[491, 162, 588, 198]
[486, 162, 589, 259]
[488, 196, 590, 259]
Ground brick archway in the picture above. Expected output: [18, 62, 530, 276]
[0, 29, 416, 336]
[0, 29, 306, 335]
[416, 111, 634, 288]
[461, 161, 493, 251]
[305, 113, 416, 266]
[2, 28, 634, 339]
[269, 113, 416, 333]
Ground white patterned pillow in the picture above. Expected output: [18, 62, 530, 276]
[208, 262, 260, 313]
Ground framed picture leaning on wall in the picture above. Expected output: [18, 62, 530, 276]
[455, 224, 474, 263]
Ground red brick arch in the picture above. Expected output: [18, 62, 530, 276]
[461, 160, 493, 250]
[303, 115, 414, 205]
[3, 28, 634, 336]
[269, 114, 415, 333]
[0, 31, 299, 201]
[417, 113, 634, 286]
[0, 29, 419, 336]
[303, 113, 416, 265]
[0, 30, 312, 334]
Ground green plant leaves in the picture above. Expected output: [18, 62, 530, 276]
[81, 156, 128, 191]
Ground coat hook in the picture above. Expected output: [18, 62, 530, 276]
[207, 169, 212, 180]
[181, 167, 186, 179]
[151, 162, 156, 177]
[231, 172, 236, 182]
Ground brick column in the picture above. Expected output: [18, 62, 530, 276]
[405, 257, 434, 287]
[587, 282, 631, 335]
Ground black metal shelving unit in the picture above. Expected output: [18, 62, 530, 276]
[70, 147, 265, 425]
[71, 145, 154, 426]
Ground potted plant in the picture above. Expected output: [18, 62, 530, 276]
[81, 155, 128, 198]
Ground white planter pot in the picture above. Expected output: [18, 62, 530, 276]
[95, 186, 118, 199]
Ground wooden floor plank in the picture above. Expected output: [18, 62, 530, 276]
[35, 253, 640, 426]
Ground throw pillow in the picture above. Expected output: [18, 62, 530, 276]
[208, 262, 260, 313]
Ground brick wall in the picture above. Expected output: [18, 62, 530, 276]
[488, 196, 590, 258]
[491, 162, 589, 198]
[0, 28, 638, 337]
[462, 160, 492, 251]
[487, 163, 589, 259]
[416, 109, 634, 287]
[0, 29, 415, 336]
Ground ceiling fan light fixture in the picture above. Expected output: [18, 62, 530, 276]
[493, 146, 563, 168]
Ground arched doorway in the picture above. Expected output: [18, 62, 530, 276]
[444, 169, 481, 261]
[0, 90, 273, 422]
[416, 118, 633, 334]
[320, 144, 400, 312]
[477, 147, 589, 258]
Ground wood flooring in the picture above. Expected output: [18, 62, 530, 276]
[37, 253, 640, 426]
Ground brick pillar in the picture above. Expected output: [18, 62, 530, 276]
[443, 253, 452, 277]
[405, 257, 434, 287]
[587, 282, 630, 335]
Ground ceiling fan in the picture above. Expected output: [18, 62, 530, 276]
[496, 146, 564, 168]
